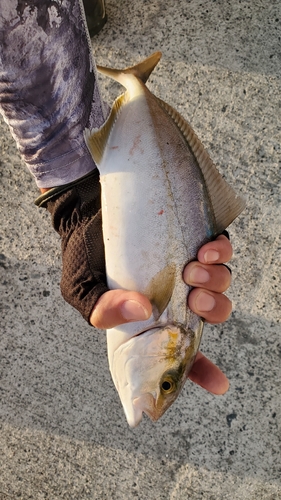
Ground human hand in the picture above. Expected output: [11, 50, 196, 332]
[91, 233, 232, 328]
[184, 233, 232, 395]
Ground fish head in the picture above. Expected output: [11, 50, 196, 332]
[111, 323, 202, 427]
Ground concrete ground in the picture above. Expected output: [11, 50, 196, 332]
[0, 0, 280, 498]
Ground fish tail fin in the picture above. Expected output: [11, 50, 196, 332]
[85, 52, 162, 166]
[96, 51, 162, 85]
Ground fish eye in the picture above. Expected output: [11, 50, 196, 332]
[162, 381, 172, 391]
[161, 378, 176, 394]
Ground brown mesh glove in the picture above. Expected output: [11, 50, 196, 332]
[35, 169, 108, 323]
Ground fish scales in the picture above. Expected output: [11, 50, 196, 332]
[85, 52, 245, 427]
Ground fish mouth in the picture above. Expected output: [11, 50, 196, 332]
[121, 392, 158, 428]
[131, 393, 162, 426]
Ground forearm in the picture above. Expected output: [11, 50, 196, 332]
[0, 0, 107, 188]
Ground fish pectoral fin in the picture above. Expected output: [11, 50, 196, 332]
[96, 51, 162, 85]
[157, 97, 246, 233]
[145, 264, 176, 318]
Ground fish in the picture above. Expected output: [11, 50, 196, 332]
[85, 52, 245, 427]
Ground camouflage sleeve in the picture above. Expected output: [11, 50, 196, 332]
[0, 0, 107, 188]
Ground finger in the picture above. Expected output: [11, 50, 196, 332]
[197, 234, 233, 264]
[188, 351, 229, 394]
[90, 289, 152, 329]
[188, 288, 232, 323]
[183, 261, 232, 293]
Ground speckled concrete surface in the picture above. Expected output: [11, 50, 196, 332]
[0, 1, 280, 499]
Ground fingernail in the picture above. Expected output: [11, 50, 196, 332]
[204, 250, 220, 263]
[189, 266, 210, 284]
[121, 300, 150, 321]
[195, 291, 216, 312]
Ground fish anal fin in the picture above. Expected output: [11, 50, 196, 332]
[145, 264, 176, 318]
[84, 93, 127, 166]
[157, 97, 246, 233]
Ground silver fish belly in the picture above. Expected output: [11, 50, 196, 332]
[85, 52, 245, 427]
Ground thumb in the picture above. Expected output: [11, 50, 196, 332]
[90, 289, 152, 329]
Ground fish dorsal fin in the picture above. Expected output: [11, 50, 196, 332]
[145, 264, 176, 318]
[96, 51, 162, 86]
[157, 97, 246, 233]
[84, 93, 127, 166]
